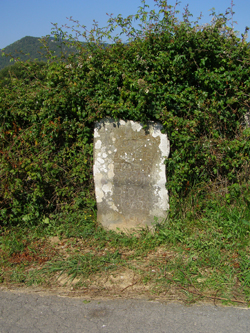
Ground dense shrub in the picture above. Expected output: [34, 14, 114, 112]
[0, 61, 46, 88]
[0, 0, 250, 226]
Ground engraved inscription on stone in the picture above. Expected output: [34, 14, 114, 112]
[113, 137, 158, 215]
[93, 118, 170, 231]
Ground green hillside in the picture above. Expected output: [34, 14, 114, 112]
[0, 36, 78, 70]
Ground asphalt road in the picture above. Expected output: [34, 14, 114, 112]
[0, 290, 249, 333]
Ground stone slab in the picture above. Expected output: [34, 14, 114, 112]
[93, 118, 170, 231]
[244, 111, 250, 128]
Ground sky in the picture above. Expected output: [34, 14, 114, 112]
[1, 0, 250, 49]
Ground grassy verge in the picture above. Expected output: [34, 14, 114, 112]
[1, 180, 250, 305]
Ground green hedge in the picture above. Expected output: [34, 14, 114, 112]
[0, 1, 250, 225]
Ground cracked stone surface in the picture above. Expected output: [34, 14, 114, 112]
[0, 290, 249, 333]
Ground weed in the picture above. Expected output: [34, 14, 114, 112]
[0, 180, 249, 305]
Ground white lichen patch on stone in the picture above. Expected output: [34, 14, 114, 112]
[94, 128, 100, 138]
[102, 182, 112, 194]
[119, 120, 126, 126]
[131, 121, 142, 132]
[95, 140, 102, 149]
[152, 125, 170, 158]
[97, 157, 104, 164]
[107, 200, 120, 212]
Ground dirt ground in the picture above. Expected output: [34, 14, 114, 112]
[1, 236, 247, 307]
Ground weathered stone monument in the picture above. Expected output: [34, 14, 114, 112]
[93, 118, 170, 231]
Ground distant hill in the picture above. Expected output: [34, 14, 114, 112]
[0, 36, 81, 70]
